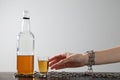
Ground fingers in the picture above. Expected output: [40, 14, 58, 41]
[50, 57, 72, 70]
[49, 53, 66, 62]
[50, 59, 67, 69]
[49, 52, 75, 70]
[49, 59, 61, 66]
[49, 53, 66, 68]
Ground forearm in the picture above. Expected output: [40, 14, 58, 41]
[95, 46, 120, 65]
[83, 46, 120, 66]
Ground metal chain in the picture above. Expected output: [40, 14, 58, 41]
[87, 50, 95, 72]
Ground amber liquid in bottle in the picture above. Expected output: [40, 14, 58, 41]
[17, 55, 34, 74]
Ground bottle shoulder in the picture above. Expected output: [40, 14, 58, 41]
[17, 31, 35, 39]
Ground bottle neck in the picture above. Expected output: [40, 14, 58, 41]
[21, 18, 30, 32]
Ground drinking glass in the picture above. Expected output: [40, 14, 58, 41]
[38, 56, 49, 77]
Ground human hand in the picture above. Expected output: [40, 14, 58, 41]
[49, 52, 88, 70]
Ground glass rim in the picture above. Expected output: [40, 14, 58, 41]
[37, 56, 49, 61]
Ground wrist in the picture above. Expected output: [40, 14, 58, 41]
[86, 50, 95, 72]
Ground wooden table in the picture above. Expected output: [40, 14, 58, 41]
[0, 72, 120, 80]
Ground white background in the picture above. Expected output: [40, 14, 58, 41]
[0, 0, 120, 72]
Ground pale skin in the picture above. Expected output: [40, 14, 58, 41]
[49, 46, 120, 70]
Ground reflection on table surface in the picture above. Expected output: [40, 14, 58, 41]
[0, 72, 120, 80]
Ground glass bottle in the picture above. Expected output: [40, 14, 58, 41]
[16, 10, 35, 75]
